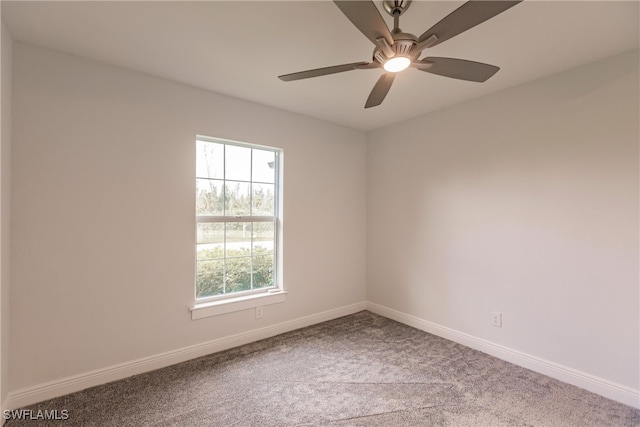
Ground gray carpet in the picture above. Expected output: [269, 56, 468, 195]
[6, 311, 640, 426]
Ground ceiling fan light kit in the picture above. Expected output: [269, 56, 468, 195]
[383, 56, 410, 72]
[278, 0, 522, 108]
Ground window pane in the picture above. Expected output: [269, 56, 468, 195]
[197, 245, 224, 261]
[253, 255, 274, 289]
[196, 259, 224, 298]
[197, 223, 224, 260]
[226, 222, 252, 257]
[252, 183, 275, 216]
[252, 149, 275, 183]
[225, 257, 252, 293]
[196, 141, 223, 179]
[225, 145, 251, 181]
[196, 179, 224, 216]
[195, 138, 280, 300]
[225, 181, 250, 216]
[253, 222, 274, 255]
[197, 223, 224, 245]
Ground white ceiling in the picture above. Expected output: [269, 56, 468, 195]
[2, 0, 639, 131]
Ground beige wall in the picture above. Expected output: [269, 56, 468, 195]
[367, 50, 639, 390]
[9, 43, 367, 392]
[1, 16, 13, 407]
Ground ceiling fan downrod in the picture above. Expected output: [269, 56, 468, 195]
[375, 0, 416, 70]
[383, 0, 411, 32]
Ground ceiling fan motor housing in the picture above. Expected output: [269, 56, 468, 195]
[373, 32, 418, 64]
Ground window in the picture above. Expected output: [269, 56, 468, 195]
[195, 136, 281, 303]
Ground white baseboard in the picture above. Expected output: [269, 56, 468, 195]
[366, 301, 640, 409]
[5, 301, 367, 410]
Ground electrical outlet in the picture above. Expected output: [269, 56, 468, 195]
[491, 311, 502, 328]
[255, 306, 264, 319]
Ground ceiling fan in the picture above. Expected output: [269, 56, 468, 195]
[278, 0, 522, 108]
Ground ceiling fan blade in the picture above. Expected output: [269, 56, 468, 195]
[417, 57, 499, 82]
[365, 73, 395, 108]
[418, 1, 522, 47]
[278, 62, 370, 82]
[334, 1, 393, 46]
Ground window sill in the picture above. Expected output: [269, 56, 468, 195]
[191, 290, 287, 320]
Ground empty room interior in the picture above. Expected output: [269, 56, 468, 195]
[0, 0, 638, 425]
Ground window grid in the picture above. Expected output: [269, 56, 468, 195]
[196, 137, 279, 301]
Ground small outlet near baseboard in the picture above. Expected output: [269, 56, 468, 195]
[255, 306, 264, 319]
[491, 311, 502, 328]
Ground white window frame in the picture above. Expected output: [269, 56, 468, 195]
[191, 135, 285, 320]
